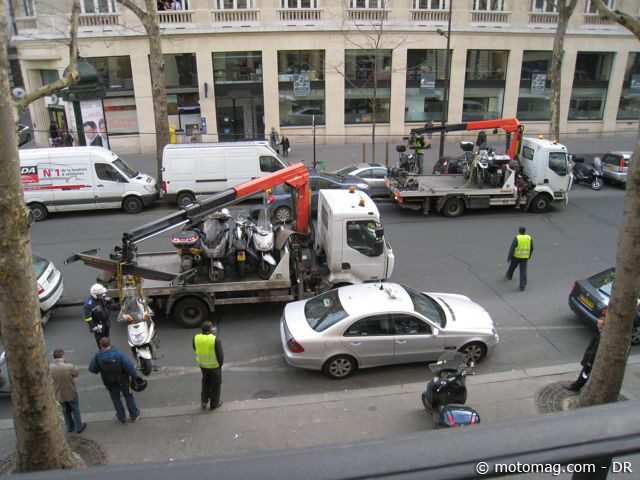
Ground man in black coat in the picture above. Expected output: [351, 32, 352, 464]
[565, 317, 603, 392]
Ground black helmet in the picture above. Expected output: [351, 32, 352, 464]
[131, 376, 148, 392]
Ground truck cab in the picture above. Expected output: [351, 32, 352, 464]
[315, 189, 395, 286]
[519, 137, 572, 196]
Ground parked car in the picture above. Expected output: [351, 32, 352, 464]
[600, 151, 631, 185]
[266, 170, 370, 222]
[33, 253, 64, 317]
[333, 163, 389, 198]
[280, 282, 499, 379]
[568, 268, 640, 345]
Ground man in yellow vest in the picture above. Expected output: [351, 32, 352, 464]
[193, 321, 224, 410]
[506, 226, 534, 291]
[415, 136, 426, 174]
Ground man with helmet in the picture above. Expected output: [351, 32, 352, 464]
[84, 284, 113, 347]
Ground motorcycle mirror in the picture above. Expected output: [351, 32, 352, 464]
[396, 145, 406, 153]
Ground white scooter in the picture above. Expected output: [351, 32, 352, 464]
[118, 289, 157, 376]
[252, 204, 277, 280]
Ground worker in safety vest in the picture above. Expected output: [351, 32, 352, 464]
[415, 136, 426, 174]
[193, 320, 224, 410]
[506, 226, 534, 291]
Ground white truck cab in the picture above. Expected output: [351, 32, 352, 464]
[315, 189, 394, 286]
[519, 137, 572, 196]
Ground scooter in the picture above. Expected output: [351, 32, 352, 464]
[231, 215, 250, 279]
[421, 351, 480, 429]
[250, 204, 277, 280]
[572, 156, 604, 191]
[118, 288, 157, 376]
[170, 229, 203, 273]
[201, 209, 232, 283]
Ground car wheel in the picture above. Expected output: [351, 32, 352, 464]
[323, 355, 357, 379]
[177, 192, 196, 208]
[442, 198, 465, 218]
[458, 342, 487, 365]
[172, 297, 209, 328]
[123, 196, 143, 214]
[631, 325, 640, 345]
[530, 194, 551, 214]
[273, 206, 292, 222]
[29, 203, 48, 222]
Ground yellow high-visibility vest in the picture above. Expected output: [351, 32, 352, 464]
[194, 334, 219, 369]
[514, 235, 532, 259]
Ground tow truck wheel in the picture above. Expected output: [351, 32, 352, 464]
[442, 198, 464, 218]
[530, 194, 551, 213]
[173, 297, 209, 328]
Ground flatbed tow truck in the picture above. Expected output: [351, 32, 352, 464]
[386, 118, 573, 217]
[67, 163, 395, 327]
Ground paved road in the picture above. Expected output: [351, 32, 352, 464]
[0, 180, 631, 420]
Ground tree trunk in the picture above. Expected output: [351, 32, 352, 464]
[549, 3, 568, 142]
[0, 6, 81, 472]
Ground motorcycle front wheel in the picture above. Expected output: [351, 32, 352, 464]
[208, 265, 224, 283]
[140, 357, 153, 376]
[257, 259, 274, 280]
[591, 177, 604, 191]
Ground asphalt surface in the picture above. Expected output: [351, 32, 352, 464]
[0, 169, 630, 421]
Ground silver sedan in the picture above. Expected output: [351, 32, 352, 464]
[280, 282, 499, 379]
[333, 163, 389, 198]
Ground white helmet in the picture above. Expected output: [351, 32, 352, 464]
[90, 283, 107, 299]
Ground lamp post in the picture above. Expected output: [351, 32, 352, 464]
[437, 0, 453, 160]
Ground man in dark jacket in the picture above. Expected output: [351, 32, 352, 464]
[193, 321, 224, 410]
[565, 317, 603, 392]
[506, 226, 534, 291]
[84, 284, 112, 347]
[89, 338, 141, 424]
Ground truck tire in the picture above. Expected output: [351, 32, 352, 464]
[172, 297, 209, 328]
[177, 192, 196, 208]
[442, 198, 465, 218]
[530, 194, 552, 213]
[123, 196, 143, 214]
[29, 203, 48, 222]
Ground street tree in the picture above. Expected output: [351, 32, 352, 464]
[549, 0, 578, 143]
[0, 0, 84, 471]
[116, 0, 170, 186]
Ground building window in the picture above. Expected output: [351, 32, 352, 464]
[40, 69, 59, 86]
[86, 56, 134, 91]
[517, 50, 552, 121]
[162, 53, 199, 134]
[405, 49, 449, 123]
[16, 0, 35, 16]
[344, 49, 392, 124]
[213, 51, 262, 83]
[215, 0, 254, 9]
[81, 0, 116, 13]
[585, 0, 613, 14]
[164, 53, 198, 87]
[167, 93, 200, 134]
[530, 0, 556, 12]
[473, 0, 505, 11]
[413, 0, 447, 8]
[349, 0, 385, 8]
[281, 0, 318, 7]
[569, 52, 614, 121]
[463, 50, 508, 121]
[157, 0, 190, 10]
[617, 53, 640, 120]
[278, 50, 325, 127]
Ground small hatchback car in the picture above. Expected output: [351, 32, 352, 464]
[33, 253, 64, 313]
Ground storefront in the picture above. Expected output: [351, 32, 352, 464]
[516, 51, 552, 121]
[344, 49, 392, 124]
[569, 52, 614, 121]
[463, 50, 508, 121]
[405, 49, 448, 123]
[278, 50, 325, 127]
[165, 53, 201, 138]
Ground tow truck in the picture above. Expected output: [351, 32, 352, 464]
[386, 118, 573, 217]
[67, 163, 395, 327]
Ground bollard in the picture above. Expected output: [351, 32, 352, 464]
[362, 143, 366, 163]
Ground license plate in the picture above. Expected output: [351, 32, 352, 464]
[580, 294, 594, 310]
[237, 252, 246, 261]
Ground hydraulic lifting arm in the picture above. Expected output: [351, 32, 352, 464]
[410, 118, 524, 160]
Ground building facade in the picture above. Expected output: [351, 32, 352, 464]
[11, 0, 640, 154]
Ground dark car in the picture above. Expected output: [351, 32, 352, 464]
[267, 170, 370, 222]
[568, 268, 640, 345]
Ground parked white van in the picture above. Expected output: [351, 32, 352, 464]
[162, 141, 287, 207]
[20, 147, 158, 221]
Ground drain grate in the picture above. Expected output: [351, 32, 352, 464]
[536, 382, 626, 414]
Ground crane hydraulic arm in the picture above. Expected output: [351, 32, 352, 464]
[410, 118, 524, 160]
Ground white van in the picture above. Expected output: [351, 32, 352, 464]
[162, 141, 287, 207]
[20, 147, 158, 221]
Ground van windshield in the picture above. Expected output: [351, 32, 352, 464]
[113, 158, 139, 178]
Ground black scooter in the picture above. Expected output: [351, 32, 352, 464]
[572, 156, 603, 191]
[421, 352, 480, 429]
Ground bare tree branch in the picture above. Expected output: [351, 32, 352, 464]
[117, 0, 149, 23]
[592, 0, 640, 38]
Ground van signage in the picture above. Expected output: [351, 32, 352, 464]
[20, 166, 39, 184]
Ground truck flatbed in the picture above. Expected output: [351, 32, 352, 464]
[390, 174, 515, 198]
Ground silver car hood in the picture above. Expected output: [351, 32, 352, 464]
[283, 300, 315, 339]
[429, 293, 494, 332]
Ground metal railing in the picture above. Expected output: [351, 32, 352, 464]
[471, 10, 510, 24]
[410, 9, 449, 22]
[583, 14, 615, 25]
[277, 8, 322, 22]
[14, 16, 38, 31]
[529, 12, 558, 25]
[158, 10, 193, 24]
[212, 9, 259, 23]
[78, 13, 120, 27]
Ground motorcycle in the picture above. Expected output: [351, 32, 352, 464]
[118, 285, 157, 376]
[231, 215, 251, 279]
[572, 156, 604, 191]
[421, 351, 481, 429]
[170, 229, 203, 273]
[395, 144, 418, 173]
[249, 204, 277, 280]
[201, 210, 232, 283]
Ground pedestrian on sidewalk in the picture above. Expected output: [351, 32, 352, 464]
[565, 317, 603, 392]
[193, 321, 224, 410]
[89, 337, 142, 424]
[50, 349, 86, 434]
[281, 135, 290, 157]
[270, 127, 280, 154]
[506, 226, 533, 291]
[84, 284, 112, 347]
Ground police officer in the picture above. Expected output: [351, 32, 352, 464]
[506, 226, 534, 291]
[193, 321, 224, 410]
[415, 135, 426, 174]
[84, 284, 112, 347]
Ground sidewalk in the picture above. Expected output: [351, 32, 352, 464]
[0, 356, 637, 467]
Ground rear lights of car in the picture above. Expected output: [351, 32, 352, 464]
[162, 181, 167, 193]
[37, 283, 45, 295]
[287, 337, 305, 353]
[618, 159, 624, 173]
[571, 282, 577, 294]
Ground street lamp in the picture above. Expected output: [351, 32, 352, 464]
[436, 0, 452, 161]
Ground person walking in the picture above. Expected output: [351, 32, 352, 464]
[49, 349, 86, 434]
[83, 284, 112, 347]
[281, 135, 290, 158]
[193, 321, 224, 410]
[506, 226, 533, 291]
[565, 317, 603, 392]
[269, 127, 280, 154]
[89, 338, 141, 424]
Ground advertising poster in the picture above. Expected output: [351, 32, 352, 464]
[531, 73, 547, 96]
[420, 72, 436, 94]
[103, 97, 139, 135]
[80, 99, 109, 149]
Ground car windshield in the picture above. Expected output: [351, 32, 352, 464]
[590, 268, 615, 297]
[32, 254, 49, 278]
[304, 290, 349, 332]
[335, 165, 358, 175]
[402, 285, 446, 328]
[113, 158, 139, 179]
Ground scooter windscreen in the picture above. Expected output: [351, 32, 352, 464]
[117, 286, 152, 324]
[429, 351, 468, 374]
[256, 207, 272, 236]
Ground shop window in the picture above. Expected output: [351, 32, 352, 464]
[344, 50, 392, 124]
[473, 0, 505, 11]
[530, 0, 556, 12]
[167, 93, 201, 133]
[278, 50, 325, 127]
[569, 52, 614, 121]
[82, 0, 116, 13]
[517, 50, 552, 121]
[213, 52, 262, 83]
[164, 53, 198, 87]
[86, 56, 134, 91]
[104, 97, 139, 134]
[405, 49, 449, 122]
[16, 0, 34, 16]
[617, 52, 640, 120]
[463, 50, 508, 121]
[413, 0, 447, 9]
[216, 0, 255, 9]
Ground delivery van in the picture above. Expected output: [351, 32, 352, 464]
[20, 147, 158, 221]
[162, 141, 287, 207]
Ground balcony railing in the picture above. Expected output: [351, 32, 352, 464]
[158, 10, 193, 25]
[278, 9, 322, 22]
[78, 13, 120, 27]
[583, 14, 615, 25]
[212, 9, 259, 24]
[14, 17, 38, 31]
[347, 9, 388, 22]
[528, 12, 558, 25]
[410, 9, 449, 23]
[471, 11, 510, 24]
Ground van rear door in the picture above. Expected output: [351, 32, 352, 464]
[48, 152, 97, 211]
